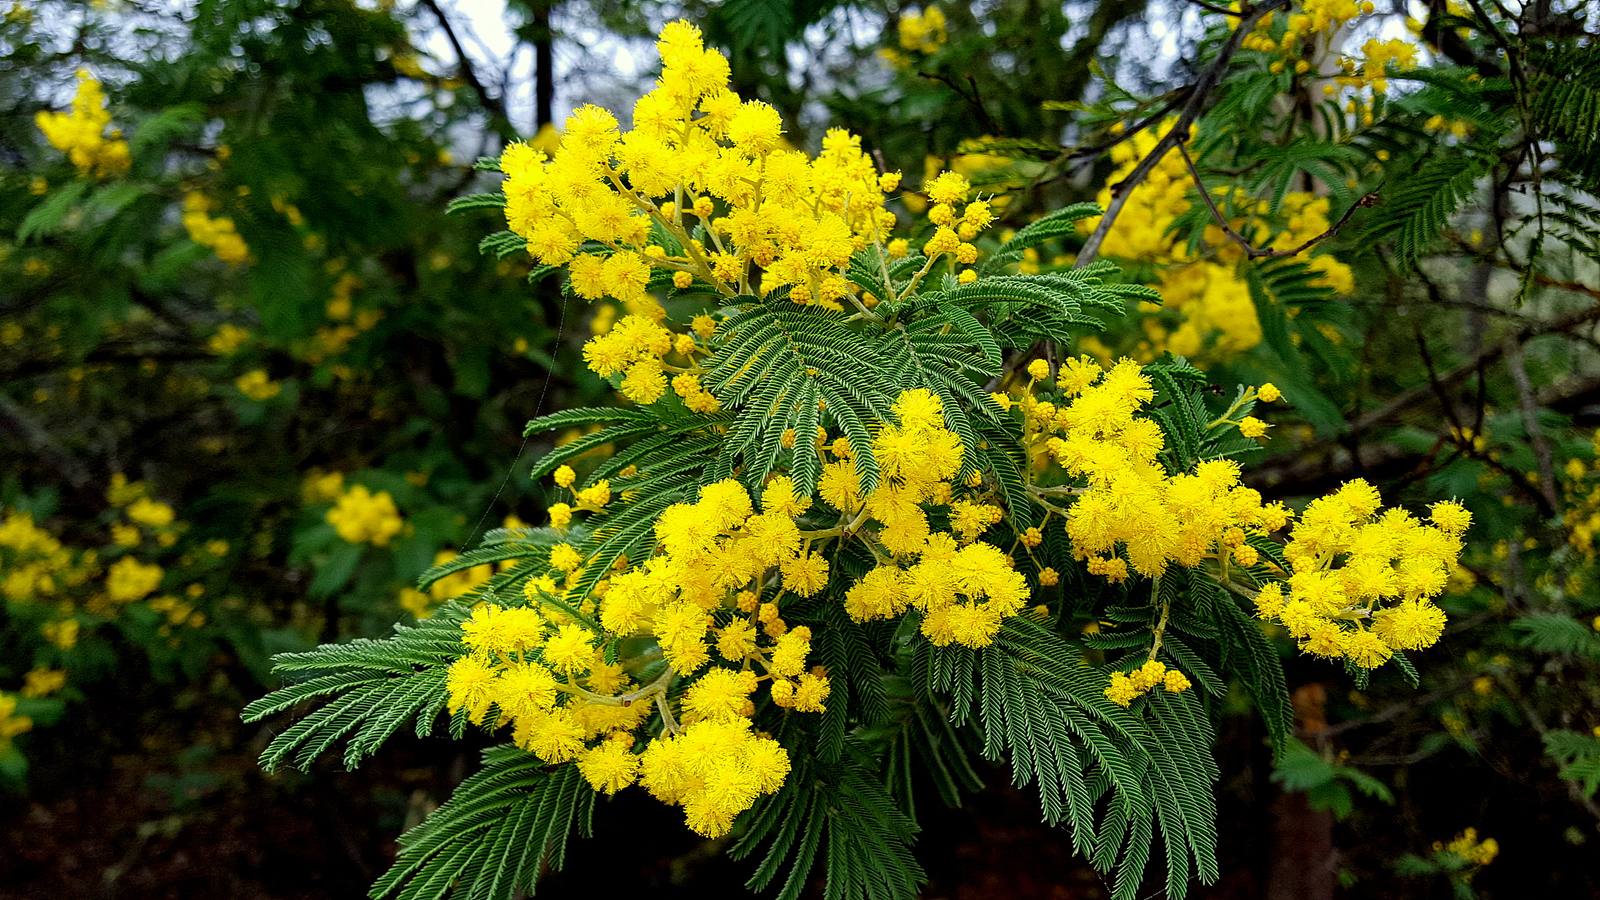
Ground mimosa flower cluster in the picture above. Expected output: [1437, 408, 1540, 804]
[1244, 0, 1376, 63]
[0, 497, 169, 641]
[0, 694, 33, 750]
[35, 69, 131, 177]
[445, 473, 826, 837]
[181, 192, 251, 266]
[1003, 359, 1464, 699]
[1252, 481, 1468, 668]
[1013, 357, 1292, 580]
[492, 21, 995, 405]
[415, 18, 1477, 862]
[1560, 428, 1600, 562]
[879, 6, 948, 67]
[1, 474, 233, 763]
[1105, 659, 1192, 707]
[1439, 827, 1500, 867]
[325, 484, 404, 546]
[497, 20, 897, 307]
[234, 369, 281, 401]
[0, 510, 90, 604]
[443, 389, 1036, 834]
[1241, 0, 1421, 123]
[836, 391, 1030, 647]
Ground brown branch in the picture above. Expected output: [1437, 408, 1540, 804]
[1499, 268, 1600, 303]
[1492, 670, 1600, 829]
[1503, 335, 1561, 511]
[1074, 0, 1292, 266]
[1408, 280, 1558, 517]
[530, 0, 554, 129]
[916, 71, 999, 135]
[1346, 301, 1600, 438]
[993, 1, 1290, 388]
[418, 0, 515, 141]
[1250, 372, 1600, 495]
[0, 393, 92, 492]
[1060, 87, 1194, 165]
[1321, 676, 1478, 738]
[1183, 0, 1248, 14]
[1443, 235, 1600, 301]
[1175, 139, 1378, 259]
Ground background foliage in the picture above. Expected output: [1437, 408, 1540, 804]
[2, 0, 1597, 897]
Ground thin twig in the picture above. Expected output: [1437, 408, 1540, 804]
[419, 0, 515, 141]
[1407, 269, 1558, 518]
[1053, 87, 1195, 167]
[0, 393, 92, 491]
[1182, 0, 1248, 14]
[1445, 235, 1600, 301]
[1175, 139, 1378, 259]
[1502, 335, 1561, 512]
[993, 0, 1289, 387]
[1492, 670, 1600, 829]
[1075, 0, 1291, 266]
[917, 71, 1000, 135]
[1346, 301, 1600, 438]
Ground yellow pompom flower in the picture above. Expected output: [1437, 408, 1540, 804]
[1428, 500, 1472, 535]
[445, 656, 498, 723]
[35, 69, 131, 177]
[579, 737, 640, 794]
[326, 485, 402, 546]
[542, 624, 596, 674]
[683, 668, 758, 722]
[548, 502, 573, 529]
[106, 556, 163, 603]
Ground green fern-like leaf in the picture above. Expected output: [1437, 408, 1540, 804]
[1513, 613, 1600, 660]
[1528, 44, 1600, 191]
[981, 201, 1102, 271]
[370, 746, 595, 900]
[935, 617, 1220, 900]
[1243, 260, 1346, 434]
[241, 601, 469, 772]
[1213, 581, 1293, 750]
[874, 676, 985, 818]
[448, 192, 507, 214]
[703, 303, 893, 495]
[731, 741, 926, 900]
[416, 529, 569, 592]
[1360, 150, 1489, 265]
[1543, 730, 1600, 797]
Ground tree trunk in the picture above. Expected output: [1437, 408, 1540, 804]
[1268, 683, 1336, 900]
[532, 0, 554, 129]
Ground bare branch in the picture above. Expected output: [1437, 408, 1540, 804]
[418, 0, 515, 141]
[1174, 139, 1378, 259]
[1502, 336, 1561, 512]
[916, 71, 1000, 134]
[1075, 0, 1292, 266]
[1182, 0, 1248, 16]
[1346, 301, 1600, 438]
[0, 393, 92, 491]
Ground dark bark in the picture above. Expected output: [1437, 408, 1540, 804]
[532, 0, 554, 129]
